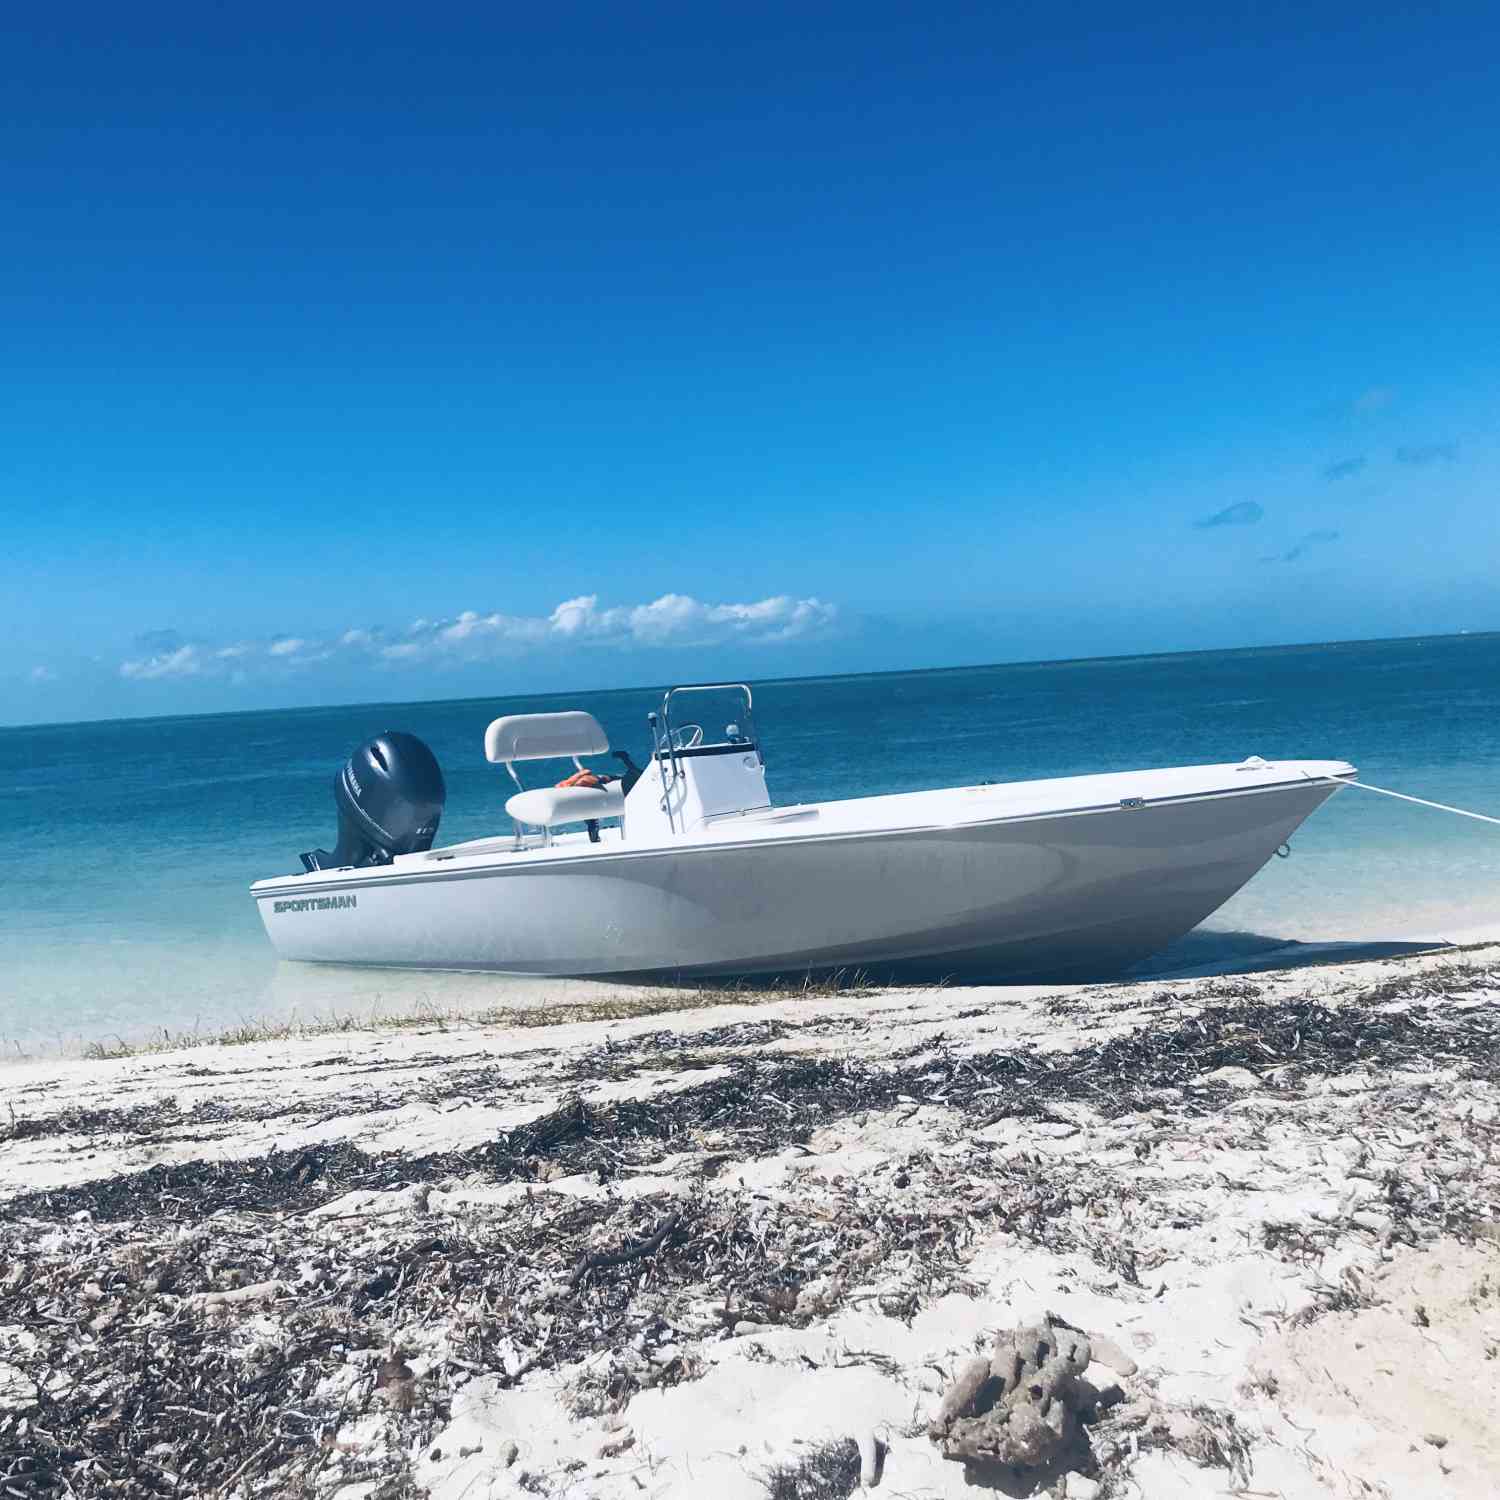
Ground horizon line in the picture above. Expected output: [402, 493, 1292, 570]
[4, 626, 1495, 734]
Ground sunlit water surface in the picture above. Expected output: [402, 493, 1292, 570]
[4, 635, 1499, 1051]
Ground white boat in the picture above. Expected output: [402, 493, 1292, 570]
[252, 683, 1354, 981]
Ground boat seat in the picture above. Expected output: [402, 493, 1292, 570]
[485, 710, 609, 764]
[506, 784, 625, 829]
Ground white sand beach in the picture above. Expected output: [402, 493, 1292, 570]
[3, 945, 1498, 1498]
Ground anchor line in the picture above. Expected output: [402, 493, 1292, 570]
[1310, 773, 1500, 830]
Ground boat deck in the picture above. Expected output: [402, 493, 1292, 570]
[253, 757, 1355, 896]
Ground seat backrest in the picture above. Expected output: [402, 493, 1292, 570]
[484, 710, 609, 765]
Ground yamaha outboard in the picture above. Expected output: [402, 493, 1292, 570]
[300, 731, 446, 873]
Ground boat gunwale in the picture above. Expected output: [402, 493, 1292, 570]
[250, 769, 1353, 899]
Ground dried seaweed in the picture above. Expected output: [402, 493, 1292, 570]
[15, 992, 1500, 1229]
[760, 1438, 863, 1499]
[8, 1139, 394, 1222]
[5, 977, 1499, 1497]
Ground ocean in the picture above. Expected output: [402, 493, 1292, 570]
[4, 633, 1499, 1051]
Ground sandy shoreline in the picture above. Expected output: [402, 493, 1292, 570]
[3, 947, 1498, 1498]
[9, 914, 1499, 1063]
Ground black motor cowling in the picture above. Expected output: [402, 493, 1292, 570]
[300, 731, 446, 873]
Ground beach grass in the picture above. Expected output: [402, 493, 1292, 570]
[68, 966, 921, 1061]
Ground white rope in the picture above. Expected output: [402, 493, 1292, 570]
[1317, 775, 1500, 830]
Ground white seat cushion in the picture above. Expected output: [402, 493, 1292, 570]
[506, 784, 625, 828]
[485, 711, 609, 764]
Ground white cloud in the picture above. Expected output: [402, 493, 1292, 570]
[384, 592, 838, 662]
[118, 593, 839, 684]
[29, 665, 56, 683]
[539, 592, 838, 649]
[120, 644, 204, 680]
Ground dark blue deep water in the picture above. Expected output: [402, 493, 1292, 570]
[5, 634, 1500, 1049]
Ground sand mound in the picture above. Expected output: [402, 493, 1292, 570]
[1245, 1238, 1500, 1499]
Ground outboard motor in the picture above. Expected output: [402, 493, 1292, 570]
[300, 731, 446, 873]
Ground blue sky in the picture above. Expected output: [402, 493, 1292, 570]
[4, 2, 1497, 724]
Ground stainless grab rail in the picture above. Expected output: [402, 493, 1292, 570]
[661, 681, 755, 722]
[653, 683, 759, 835]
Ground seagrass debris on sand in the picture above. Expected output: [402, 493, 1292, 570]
[2, 954, 1499, 1498]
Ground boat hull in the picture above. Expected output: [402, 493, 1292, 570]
[254, 779, 1340, 981]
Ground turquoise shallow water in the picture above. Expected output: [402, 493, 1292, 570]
[4, 634, 1500, 1049]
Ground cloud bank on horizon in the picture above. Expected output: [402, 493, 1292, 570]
[118, 592, 839, 683]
